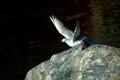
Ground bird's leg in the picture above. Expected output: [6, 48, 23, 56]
[81, 42, 87, 50]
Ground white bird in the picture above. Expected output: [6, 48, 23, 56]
[49, 15, 87, 47]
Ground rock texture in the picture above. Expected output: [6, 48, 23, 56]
[24, 45, 120, 80]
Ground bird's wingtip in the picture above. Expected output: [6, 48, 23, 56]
[49, 14, 55, 18]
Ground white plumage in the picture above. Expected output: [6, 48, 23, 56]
[49, 15, 87, 47]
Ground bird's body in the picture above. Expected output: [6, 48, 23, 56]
[63, 39, 82, 47]
[49, 15, 87, 47]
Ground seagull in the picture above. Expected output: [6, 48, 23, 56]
[49, 15, 88, 47]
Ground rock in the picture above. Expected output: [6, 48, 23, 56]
[24, 45, 120, 80]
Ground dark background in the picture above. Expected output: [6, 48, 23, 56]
[0, 0, 120, 80]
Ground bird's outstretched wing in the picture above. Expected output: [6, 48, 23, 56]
[49, 15, 73, 39]
[73, 20, 80, 42]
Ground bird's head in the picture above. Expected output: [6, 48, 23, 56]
[61, 38, 68, 43]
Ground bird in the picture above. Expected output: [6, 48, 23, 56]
[49, 15, 88, 47]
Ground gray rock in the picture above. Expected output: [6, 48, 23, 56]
[24, 45, 120, 80]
